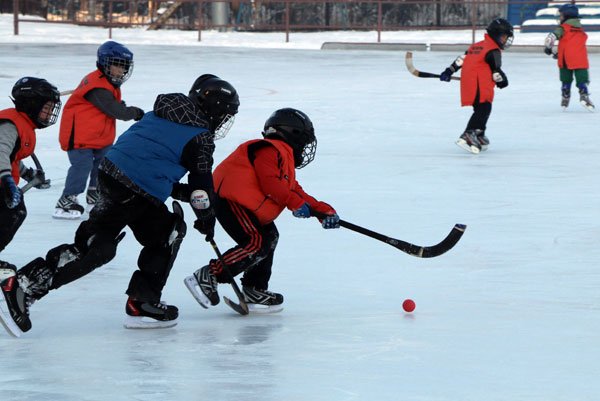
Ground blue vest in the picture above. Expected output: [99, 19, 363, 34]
[106, 112, 208, 202]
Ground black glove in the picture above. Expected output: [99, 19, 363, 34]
[544, 47, 553, 56]
[193, 208, 216, 242]
[171, 183, 191, 202]
[130, 106, 145, 121]
[493, 71, 508, 89]
[21, 168, 50, 189]
[440, 67, 453, 82]
[1, 175, 22, 209]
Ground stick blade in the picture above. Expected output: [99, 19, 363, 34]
[405, 51, 420, 77]
[419, 223, 467, 258]
[224, 296, 249, 315]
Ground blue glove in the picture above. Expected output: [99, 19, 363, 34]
[292, 203, 311, 218]
[1, 175, 22, 209]
[440, 68, 453, 82]
[321, 213, 340, 229]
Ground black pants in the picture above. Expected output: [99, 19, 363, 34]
[213, 196, 279, 290]
[0, 197, 26, 254]
[54, 172, 179, 303]
[465, 100, 492, 132]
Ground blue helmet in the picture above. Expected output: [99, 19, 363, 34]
[559, 4, 579, 20]
[96, 41, 134, 87]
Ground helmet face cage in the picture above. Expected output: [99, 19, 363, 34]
[487, 18, 514, 50]
[262, 108, 317, 169]
[297, 136, 317, 169]
[37, 100, 62, 128]
[11, 77, 62, 128]
[213, 113, 235, 140]
[99, 56, 134, 86]
[97, 41, 134, 86]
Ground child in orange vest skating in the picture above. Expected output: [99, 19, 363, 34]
[439, 18, 514, 154]
[544, 4, 594, 111]
[55, 41, 144, 219]
[182, 108, 340, 314]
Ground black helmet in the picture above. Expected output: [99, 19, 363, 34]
[559, 4, 579, 22]
[96, 41, 134, 87]
[189, 74, 240, 139]
[11, 77, 62, 128]
[486, 18, 514, 50]
[262, 108, 317, 169]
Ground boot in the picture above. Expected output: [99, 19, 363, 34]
[124, 297, 178, 329]
[561, 82, 571, 109]
[184, 264, 220, 308]
[455, 130, 481, 154]
[474, 129, 490, 151]
[0, 262, 32, 337]
[577, 83, 595, 111]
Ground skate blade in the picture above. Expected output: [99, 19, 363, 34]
[123, 315, 178, 329]
[183, 276, 211, 309]
[52, 209, 82, 220]
[580, 101, 595, 112]
[455, 139, 480, 154]
[247, 303, 284, 314]
[0, 294, 23, 338]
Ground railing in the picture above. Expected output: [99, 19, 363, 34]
[9, 0, 592, 42]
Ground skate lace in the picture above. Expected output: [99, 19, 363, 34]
[155, 301, 168, 310]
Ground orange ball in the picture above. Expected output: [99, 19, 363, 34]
[402, 299, 416, 313]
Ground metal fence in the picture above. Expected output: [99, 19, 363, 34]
[8, 0, 587, 41]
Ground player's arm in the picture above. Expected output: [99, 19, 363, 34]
[0, 122, 18, 178]
[84, 88, 144, 121]
[486, 49, 508, 89]
[177, 132, 216, 239]
[249, 143, 305, 211]
[439, 52, 466, 81]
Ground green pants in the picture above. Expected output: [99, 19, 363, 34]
[560, 68, 589, 85]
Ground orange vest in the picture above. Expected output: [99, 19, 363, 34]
[59, 70, 121, 150]
[460, 34, 500, 106]
[213, 139, 296, 225]
[558, 24, 589, 69]
[0, 108, 37, 184]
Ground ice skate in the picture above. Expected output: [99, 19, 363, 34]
[475, 129, 489, 152]
[455, 130, 481, 154]
[86, 187, 100, 205]
[53, 195, 85, 220]
[123, 297, 178, 329]
[0, 262, 32, 337]
[579, 92, 595, 112]
[561, 90, 571, 110]
[184, 264, 220, 308]
[243, 286, 284, 314]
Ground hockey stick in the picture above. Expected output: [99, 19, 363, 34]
[405, 51, 461, 81]
[209, 239, 249, 315]
[20, 153, 50, 193]
[312, 211, 466, 258]
[60, 90, 74, 96]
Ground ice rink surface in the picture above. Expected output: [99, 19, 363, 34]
[1, 41, 599, 401]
